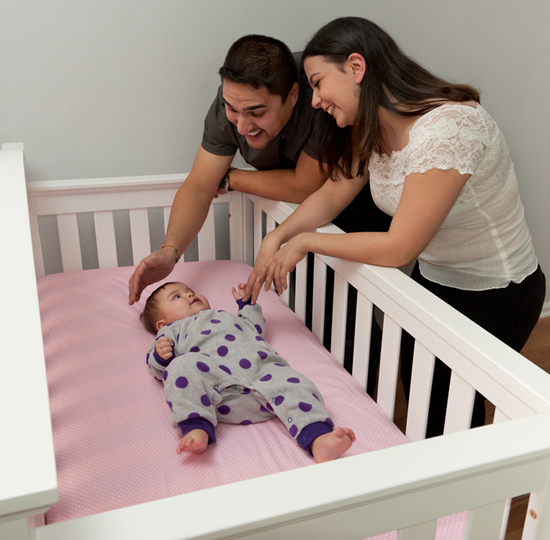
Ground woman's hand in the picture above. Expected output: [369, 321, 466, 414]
[264, 233, 310, 296]
[244, 232, 283, 303]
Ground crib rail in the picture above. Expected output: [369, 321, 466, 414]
[4, 143, 550, 540]
[26, 175, 249, 277]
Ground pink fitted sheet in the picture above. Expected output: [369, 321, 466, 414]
[39, 260, 464, 538]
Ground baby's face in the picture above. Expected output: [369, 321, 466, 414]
[155, 283, 210, 330]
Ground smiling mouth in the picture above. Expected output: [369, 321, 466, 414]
[247, 129, 263, 138]
[326, 104, 335, 115]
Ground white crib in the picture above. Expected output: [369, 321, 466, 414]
[2, 143, 550, 540]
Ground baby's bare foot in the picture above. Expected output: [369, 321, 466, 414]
[177, 429, 209, 455]
[311, 427, 356, 463]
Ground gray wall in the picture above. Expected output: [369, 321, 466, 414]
[2, 0, 548, 310]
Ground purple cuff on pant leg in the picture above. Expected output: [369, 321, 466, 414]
[178, 417, 217, 444]
[297, 421, 333, 456]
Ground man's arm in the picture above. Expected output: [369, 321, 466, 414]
[128, 147, 234, 304]
[228, 150, 327, 203]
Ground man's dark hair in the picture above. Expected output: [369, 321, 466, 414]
[219, 35, 297, 101]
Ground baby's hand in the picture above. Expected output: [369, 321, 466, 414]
[231, 283, 247, 301]
[155, 336, 174, 360]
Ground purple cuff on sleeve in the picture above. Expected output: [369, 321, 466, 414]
[297, 422, 333, 456]
[178, 417, 217, 444]
[236, 298, 254, 310]
[153, 348, 175, 368]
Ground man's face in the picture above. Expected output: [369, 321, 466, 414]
[222, 80, 298, 150]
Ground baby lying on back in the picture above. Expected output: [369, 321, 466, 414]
[141, 281, 355, 463]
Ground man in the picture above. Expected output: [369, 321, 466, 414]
[128, 34, 327, 305]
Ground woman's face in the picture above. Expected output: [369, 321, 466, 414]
[304, 55, 361, 127]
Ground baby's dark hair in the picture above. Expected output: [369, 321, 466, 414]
[140, 282, 178, 335]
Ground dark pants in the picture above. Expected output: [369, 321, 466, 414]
[400, 263, 546, 438]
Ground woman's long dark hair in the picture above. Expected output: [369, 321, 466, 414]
[303, 17, 480, 179]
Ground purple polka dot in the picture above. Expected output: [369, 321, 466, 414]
[289, 425, 298, 437]
[162, 371, 168, 381]
[239, 359, 251, 369]
[210, 319, 221, 324]
[196, 362, 210, 373]
[326, 417, 334, 428]
[299, 402, 312, 412]
[219, 365, 232, 375]
[240, 420, 252, 425]
[235, 324, 243, 331]
[218, 405, 231, 415]
[190, 346, 200, 352]
[167, 401, 173, 410]
[188, 412, 200, 419]
[254, 324, 263, 334]
[287, 377, 300, 384]
[175, 376, 188, 388]
[241, 388, 251, 395]
[201, 330, 211, 335]
[255, 336, 265, 342]
[146, 353, 149, 364]
[259, 405, 269, 412]
[274, 363, 286, 367]
[260, 374, 272, 382]
[166, 322, 173, 327]
[274, 395, 285, 406]
[265, 402, 273, 412]
[313, 393, 320, 401]
[201, 394, 211, 407]
[257, 351, 267, 360]
[177, 334, 180, 341]
[225, 334, 236, 342]
[218, 346, 228, 357]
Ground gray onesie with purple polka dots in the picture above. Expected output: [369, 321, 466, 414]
[146, 301, 334, 448]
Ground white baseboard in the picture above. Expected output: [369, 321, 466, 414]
[541, 301, 550, 319]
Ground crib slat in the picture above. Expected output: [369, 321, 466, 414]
[351, 292, 374, 390]
[311, 257, 327, 342]
[494, 408, 511, 424]
[465, 499, 508, 540]
[377, 315, 402, 420]
[406, 342, 436, 442]
[229, 193, 243, 262]
[197, 205, 215, 261]
[242, 196, 255, 267]
[396, 520, 437, 539]
[266, 214, 276, 234]
[330, 272, 348, 365]
[294, 258, 308, 324]
[57, 213, 83, 272]
[93, 211, 118, 268]
[163, 206, 170, 235]
[443, 371, 476, 435]
[129, 208, 151, 266]
[253, 205, 263, 261]
[27, 194, 46, 278]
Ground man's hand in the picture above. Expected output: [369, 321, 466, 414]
[128, 248, 177, 305]
[155, 336, 174, 360]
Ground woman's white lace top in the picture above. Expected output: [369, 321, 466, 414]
[369, 104, 538, 290]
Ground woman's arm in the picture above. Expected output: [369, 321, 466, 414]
[244, 171, 368, 302]
[264, 167, 470, 295]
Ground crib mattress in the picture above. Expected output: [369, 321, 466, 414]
[38, 260, 464, 538]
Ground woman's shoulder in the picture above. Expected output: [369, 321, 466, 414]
[410, 102, 494, 144]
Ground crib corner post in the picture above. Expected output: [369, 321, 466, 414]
[0, 518, 35, 540]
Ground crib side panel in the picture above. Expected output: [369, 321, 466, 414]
[0, 146, 58, 526]
[27, 177, 247, 274]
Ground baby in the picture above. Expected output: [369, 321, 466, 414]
[141, 281, 355, 463]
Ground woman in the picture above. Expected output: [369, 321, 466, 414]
[244, 17, 546, 437]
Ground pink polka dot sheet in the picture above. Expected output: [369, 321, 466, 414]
[39, 260, 465, 539]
